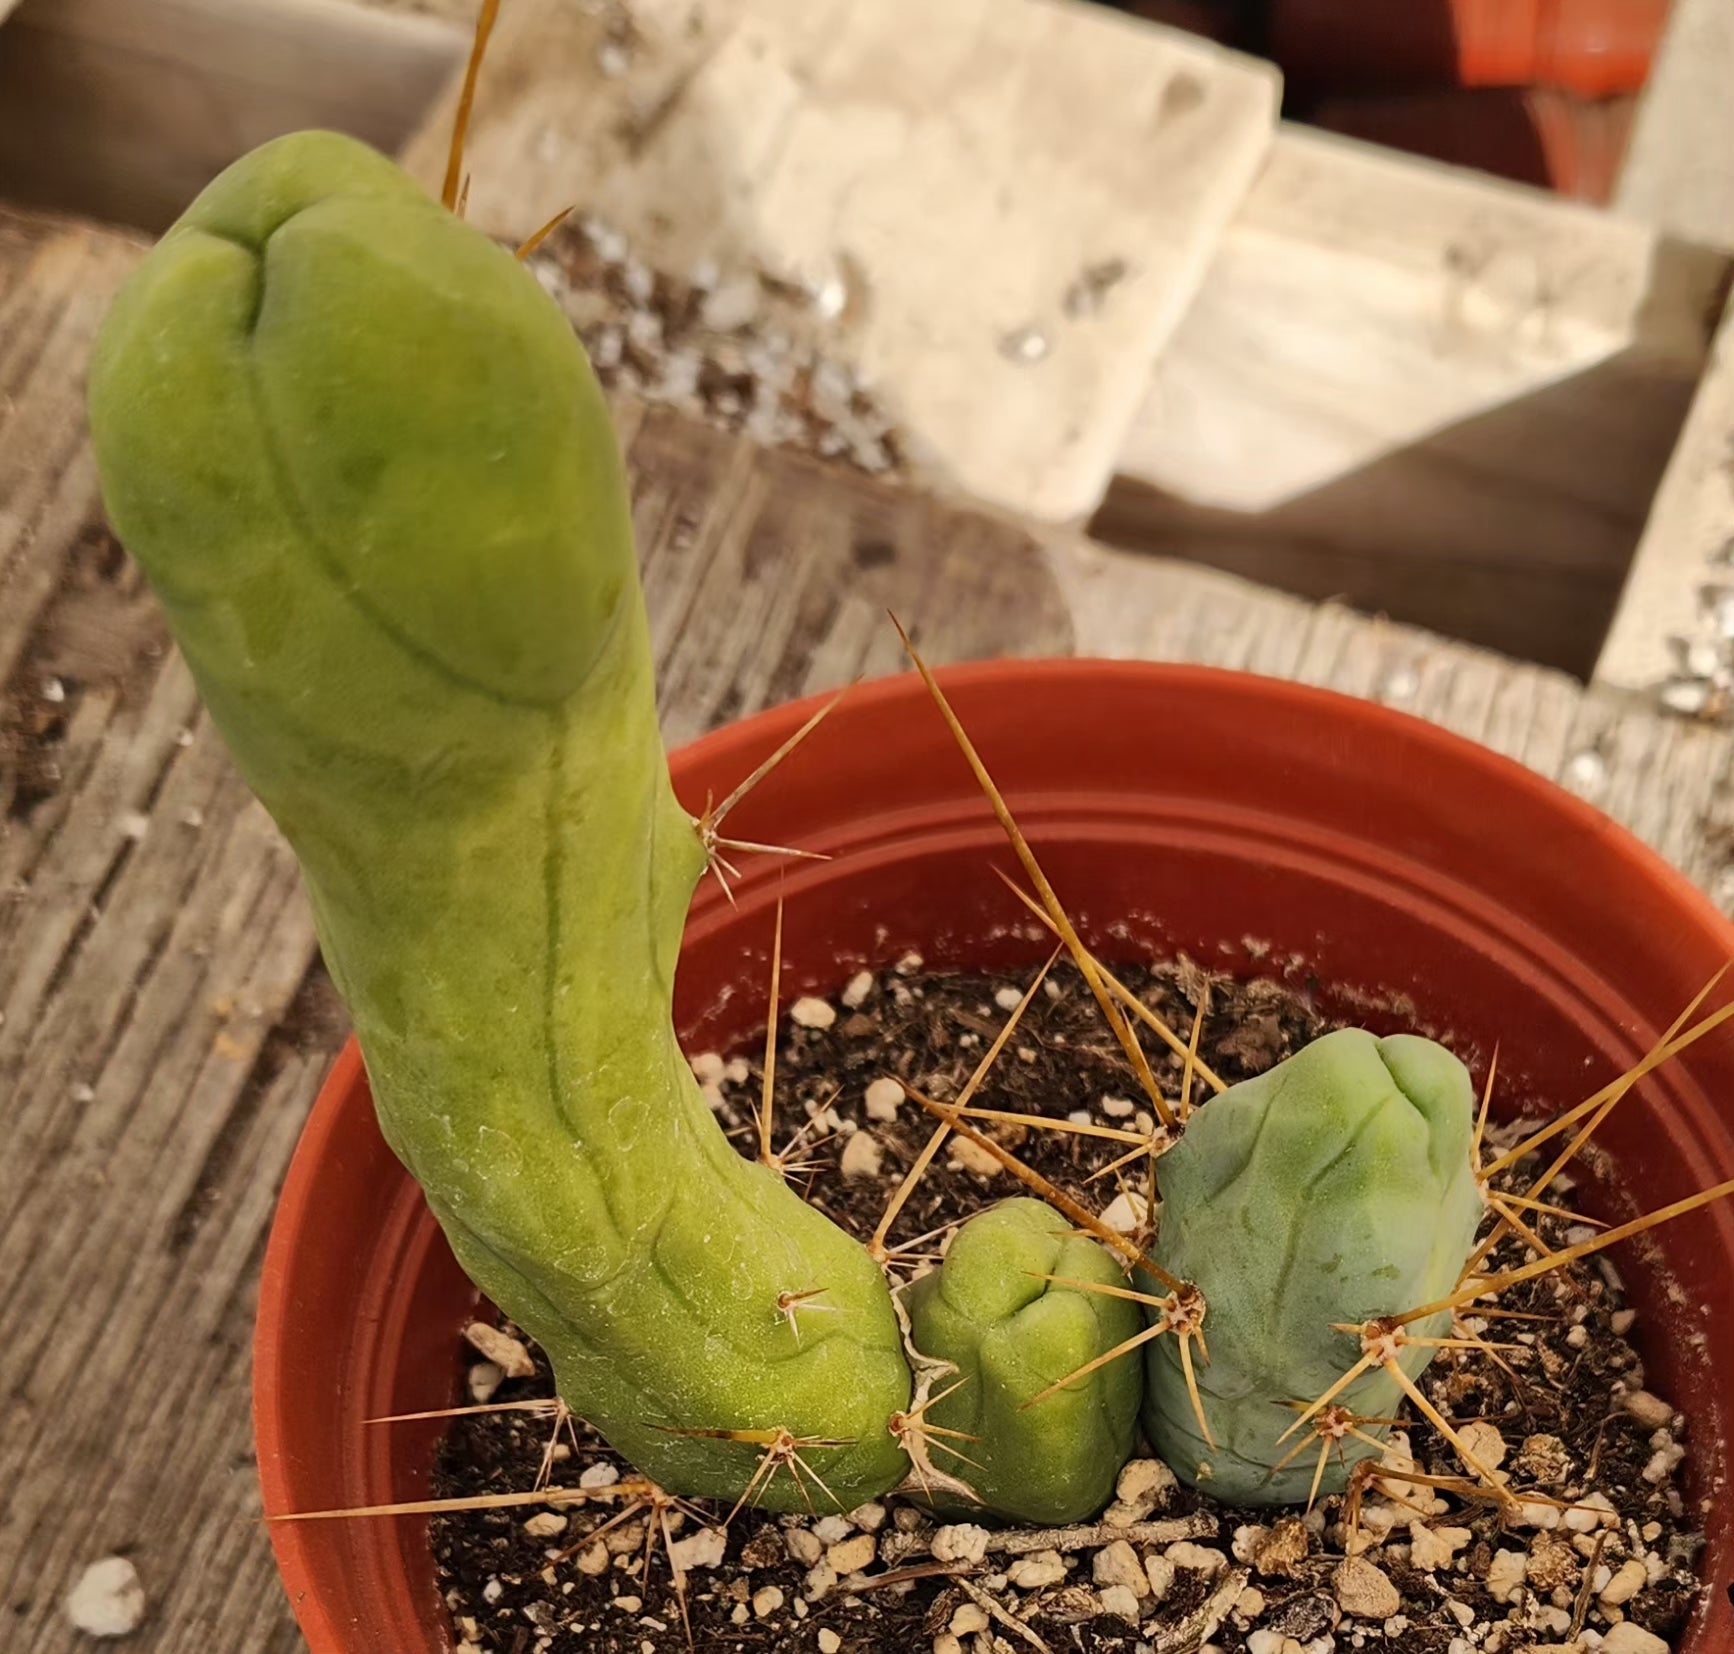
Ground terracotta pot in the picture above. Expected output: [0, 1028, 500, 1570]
[1313, 88, 1637, 203]
[255, 660, 1734, 1652]
[1272, 0, 1670, 99]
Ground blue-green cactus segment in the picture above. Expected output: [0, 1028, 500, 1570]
[1144, 1028, 1483, 1505]
[87, 130, 911, 1509]
[906, 1198, 1144, 1523]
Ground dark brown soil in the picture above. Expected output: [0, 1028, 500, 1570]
[430, 961, 1707, 1654]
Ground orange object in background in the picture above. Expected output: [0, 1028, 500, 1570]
[1314, 88, 1637, 203]
[1272, 0, 1671, 98]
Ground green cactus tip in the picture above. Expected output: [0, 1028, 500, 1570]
[903, 1198, 1143, 1526]
[1143, 1027, 1484, 1506]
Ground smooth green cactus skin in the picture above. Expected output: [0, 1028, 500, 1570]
[906, 1198, 1143, 1523]
[87, 131, 910, 1508]
[1144, 1029, 1482, 1505]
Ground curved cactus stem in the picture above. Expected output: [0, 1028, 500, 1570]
[91, 94, 917, 1515]
[868, 946, 1060, 1264]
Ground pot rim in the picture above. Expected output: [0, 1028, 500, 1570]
[255, 656, 1734, 1648]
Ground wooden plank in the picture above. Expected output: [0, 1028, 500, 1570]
[1614, 0, 1734, 253]
[399, 0, 1280, 523]
[1102, 125, 1732, 677]
[1594, 286, 1734, 699]
[0, 0, 465, 232]
[8, 205, 1734, 1652]
[0, 212, 149, 778]
[1044, 535, 1734, 898]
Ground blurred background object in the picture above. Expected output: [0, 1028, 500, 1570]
[1102, 0, 1672, 204]
[0, 0, 464, 231]
[0, 0, 1730, 682]
[1311, 86, 1636, 203]
[1267, 0, 1670, 99]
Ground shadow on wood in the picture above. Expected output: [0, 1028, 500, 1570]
[1088, 225, 1727, 676]
[1092, 328, 1710, 679]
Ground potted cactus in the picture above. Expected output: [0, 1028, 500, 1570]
[88, 107, 1734, 1654]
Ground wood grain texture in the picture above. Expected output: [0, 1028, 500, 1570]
[1103, 125, 1733, 677]
[5, 206, 1734, 1654]
[399, 0, 1279, 523]
[1, 209, 323, 1654]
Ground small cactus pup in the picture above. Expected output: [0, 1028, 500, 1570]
[904, 1198, 1143, 1524]
[1143, 1028, 1483, 1504]
[86, 129, 911, 1509]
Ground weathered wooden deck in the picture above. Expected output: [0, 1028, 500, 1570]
[6, 180, 1734, 1654]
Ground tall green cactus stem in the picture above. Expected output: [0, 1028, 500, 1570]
[905, 1199, 1143, 1523]
[1144, 1029, 1482, 1505]
[87, 131, 910, 1508]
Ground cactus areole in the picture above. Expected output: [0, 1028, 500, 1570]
[92, 132, 1491, 1526]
